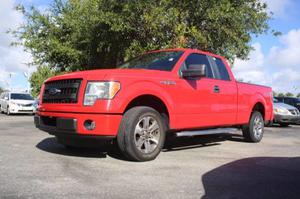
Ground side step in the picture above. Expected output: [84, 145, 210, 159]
[175, 128, 239, 137]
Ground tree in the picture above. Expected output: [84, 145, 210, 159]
[285, 92, 294, 97]
[272, 91, 277, 97]
[277, 93, 285, 97]
[297, 93, 300, 98]
[29, 66, 61, 97]
[0, 86, 4, 94]
[11, 0, 271, 71]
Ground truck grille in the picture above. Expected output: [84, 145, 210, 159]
[43, 79, 82, 104]
[289, 109, 300, 116]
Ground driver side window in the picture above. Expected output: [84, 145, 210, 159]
[181, 53, 213, 78]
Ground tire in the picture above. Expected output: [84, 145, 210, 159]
[6, 106, 10, 115]
[242, 111, 264, 142]
[279, 123, 290, 127]
[117, 106, 167, 162]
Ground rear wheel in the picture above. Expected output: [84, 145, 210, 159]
[242, 111, 264, 142]
[117, 106, 166, 162]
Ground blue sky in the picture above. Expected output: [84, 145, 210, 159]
[0, 0, 300, 94]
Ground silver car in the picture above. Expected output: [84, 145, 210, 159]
[0, 92, 37, 115]
[273, 98, 300, 127]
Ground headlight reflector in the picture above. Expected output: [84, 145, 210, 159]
[84, 81, 120, 106]
[274, 107, 290, 115]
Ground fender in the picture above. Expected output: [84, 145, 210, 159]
[117, 80, 175, 120]
[248, 92, 267, 120]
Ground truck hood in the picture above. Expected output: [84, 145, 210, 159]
[10, 99, 35, 105]
[274, 102, 297, 110]
[46, 69, 172, 82]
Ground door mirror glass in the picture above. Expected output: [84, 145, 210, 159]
[181, 64, 206, 79]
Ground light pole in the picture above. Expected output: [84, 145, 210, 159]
[23, 72, 30, 93]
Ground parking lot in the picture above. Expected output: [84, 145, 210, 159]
[0, 114, 299, 199]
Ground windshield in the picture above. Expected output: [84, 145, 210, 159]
[117, 51, 184, 71]
[10, 93, 34, 100]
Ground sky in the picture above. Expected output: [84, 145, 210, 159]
[0, 0, 299, 94]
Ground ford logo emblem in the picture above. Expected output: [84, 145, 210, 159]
[49, 88, 61, 95]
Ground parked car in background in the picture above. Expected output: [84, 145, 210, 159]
[273, 98, 300, 127]
[0, 92, 36, 115]
[275, 97, 300, 111]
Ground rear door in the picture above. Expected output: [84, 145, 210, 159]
[207, 56, 238, 125]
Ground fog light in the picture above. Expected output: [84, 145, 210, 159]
[84, 120, 96, 130]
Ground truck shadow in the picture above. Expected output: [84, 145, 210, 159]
[202, 157, 300, 199]
[163, 133, 250, 152]
[36, 137, 126, 160]
[36, 133, 246, 161]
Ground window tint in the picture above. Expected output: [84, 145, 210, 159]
[10, 93, 34, 100]
[118, 51, 183, 71]
[285, 98, 295, 105]
[182, 53, 213, 78]
[211, 57, 230, 81]
[275, 97, 284, 102]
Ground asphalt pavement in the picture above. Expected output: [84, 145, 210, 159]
[0, 114, 299, 199]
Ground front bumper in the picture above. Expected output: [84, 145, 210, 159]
[34, 111, 122, 137]
[274, 114, 300, 124]
[9, 106, 35, 114]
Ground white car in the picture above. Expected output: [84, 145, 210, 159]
[0, 92, 37, 115]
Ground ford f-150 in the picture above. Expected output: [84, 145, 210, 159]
[34, 48, 273, 161]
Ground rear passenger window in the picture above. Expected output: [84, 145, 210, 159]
[181, 53, 214, 78]
[211, 57, 231, 81]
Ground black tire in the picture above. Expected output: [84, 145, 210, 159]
[242, 111, 264, 142]
[6, 106, 10, 115]
[279, 123, 290, 127]
[117, 106, 167, 162]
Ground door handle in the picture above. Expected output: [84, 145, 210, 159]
[214, 85, 220, 93]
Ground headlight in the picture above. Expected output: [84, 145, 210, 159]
[274, 108, 290, 115]
[84, 81, 121, 106]
[10, 102, 19, 106]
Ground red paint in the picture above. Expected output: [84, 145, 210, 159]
[37, 48, 273, 136]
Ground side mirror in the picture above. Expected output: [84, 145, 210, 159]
[181, 64, 206, 79]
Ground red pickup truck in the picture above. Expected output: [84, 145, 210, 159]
[34, 48, 273, 161]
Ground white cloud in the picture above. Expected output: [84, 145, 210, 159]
[263, 0, 293, 18]
[233, 29, 300, 94]
[268, 29, 300, 68]
[0, 0, 34, 90]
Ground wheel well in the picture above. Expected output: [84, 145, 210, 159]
[252, 102, 265, 119]
[125, 95, 169, 121]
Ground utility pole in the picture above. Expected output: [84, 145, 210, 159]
[22, 62, 32, 93]
[23, 72, 30, 93]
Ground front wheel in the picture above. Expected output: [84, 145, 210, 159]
[6, 106, 10, 115]
[117, 106, 166, 162]
[242, 111, 264, 142]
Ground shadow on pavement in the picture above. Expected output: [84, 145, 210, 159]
[36, 137, 127, 160]
[202, 157, 300, 199]
[36, 133, 248, 160]
[163, 133, 249, 152]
